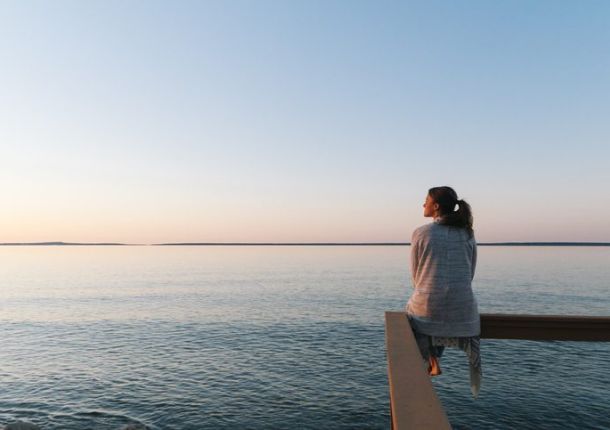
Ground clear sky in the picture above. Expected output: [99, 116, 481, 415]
[2, 0, 609, 243]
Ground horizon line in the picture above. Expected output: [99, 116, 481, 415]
[2, 241, 610, 247]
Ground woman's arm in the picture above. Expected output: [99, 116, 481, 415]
[410, 231, 419, 287]
[471, 239, 477, 281]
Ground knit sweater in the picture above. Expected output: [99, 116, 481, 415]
[406, 219, 480, 337]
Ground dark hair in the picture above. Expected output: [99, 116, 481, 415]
[428, 186, 474, 237]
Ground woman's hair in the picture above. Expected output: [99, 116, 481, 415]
[428, 186, 474, 237]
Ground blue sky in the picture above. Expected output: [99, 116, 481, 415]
[2, 0, 609, 242]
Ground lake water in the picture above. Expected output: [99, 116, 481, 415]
[1, 246, 609, 429]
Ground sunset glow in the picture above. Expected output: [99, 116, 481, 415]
[2, 1, 609, 243]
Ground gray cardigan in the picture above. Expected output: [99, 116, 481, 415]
[406, 220, 480, 337]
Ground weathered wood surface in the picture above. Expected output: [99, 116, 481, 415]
[384, 311, 451, 430]
[385, 312, 610, 429]
[480, 314, 610, 341]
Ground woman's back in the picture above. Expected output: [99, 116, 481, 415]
[407, 221, 479, 337]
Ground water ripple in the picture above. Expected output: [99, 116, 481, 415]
[1, 246, 609, 429]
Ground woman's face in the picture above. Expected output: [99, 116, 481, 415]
[423, 194, 439, 218]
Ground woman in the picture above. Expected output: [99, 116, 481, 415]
[407, 186, 481, 395]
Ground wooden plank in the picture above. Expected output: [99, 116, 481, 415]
[385, 311, 451, 430]
[480, 314, 610, 341]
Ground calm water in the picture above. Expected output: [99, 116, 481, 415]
[1, 246, 609, 429]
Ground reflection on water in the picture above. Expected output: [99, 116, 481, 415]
[1, 246, 609, 429]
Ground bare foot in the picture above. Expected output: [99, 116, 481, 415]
[428, 356, 442, 376]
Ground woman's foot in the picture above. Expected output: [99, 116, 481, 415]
[428, 356, 442, 376]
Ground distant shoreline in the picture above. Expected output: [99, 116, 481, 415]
[2, 242, 610, 247]
[0, 242, 131, 246]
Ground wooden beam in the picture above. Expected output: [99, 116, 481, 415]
[385, 312, 610, 429]
[480, 314, 610, 341]
[385, 311, 451, 430]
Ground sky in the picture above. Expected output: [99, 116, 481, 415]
[2, 0, 609, 243]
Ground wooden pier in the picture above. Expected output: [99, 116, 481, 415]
[385, 312, 610, 430]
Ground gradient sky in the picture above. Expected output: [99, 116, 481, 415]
[2, 0, 609, 243]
